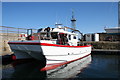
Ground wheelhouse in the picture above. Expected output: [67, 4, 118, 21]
[26, 27, 81, 46]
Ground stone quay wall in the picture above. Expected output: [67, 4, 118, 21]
[0, 26, 28, 56]
[83, 41, 120, 50]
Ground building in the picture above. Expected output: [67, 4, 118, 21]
[84, 32, 120, 41]
[84, 33, 99, 41]
[104, 1, 120, 41]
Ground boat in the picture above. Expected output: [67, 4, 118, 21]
[8, 25, 91, 71]
[8, 14, 91, 71]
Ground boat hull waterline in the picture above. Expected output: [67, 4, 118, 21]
[40, 53, 91, 71]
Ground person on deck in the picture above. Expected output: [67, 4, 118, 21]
[63, 34, 68, 45]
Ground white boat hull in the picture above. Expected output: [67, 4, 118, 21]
[41, 45, 91, 65]
[8, 41, 91, 70]
[10, 44, 45, 60]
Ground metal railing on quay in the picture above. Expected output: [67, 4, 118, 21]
[0, 26, 37, 41]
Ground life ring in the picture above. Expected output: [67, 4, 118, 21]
[19, 33, 27, 40]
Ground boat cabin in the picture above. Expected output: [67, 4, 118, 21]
[27, 27, 79, 46]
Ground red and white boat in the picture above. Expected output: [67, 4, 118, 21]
[8, 24, 91, 71]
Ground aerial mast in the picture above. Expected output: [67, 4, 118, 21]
[71, 11, 76, 30]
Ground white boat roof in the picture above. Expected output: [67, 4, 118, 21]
[52, 28, 76, 34]
[40, 27, 77, 35]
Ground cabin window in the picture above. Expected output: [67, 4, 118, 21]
[73, 36, 76, 39]
[69, 35, 71, 40]
[40, 33, 47, 40]
[51, 32, 58, 39]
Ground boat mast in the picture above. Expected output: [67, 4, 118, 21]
[71, 11, 76, 30]
[118, 1, 120, 27]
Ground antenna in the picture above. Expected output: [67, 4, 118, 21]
[71, 10, 76, 29]
[55, 11, 62, 28]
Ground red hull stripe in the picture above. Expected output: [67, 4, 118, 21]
[40, 53, 91, 71]
[8, 42, 91, 48]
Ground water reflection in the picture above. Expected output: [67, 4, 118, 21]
[2, 59, 47, 79]
[2, 55, 91, 79]
[47, 55, 91, 78]
[75, 54, 120, 79]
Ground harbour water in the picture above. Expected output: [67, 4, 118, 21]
[1, 53, 120, 80]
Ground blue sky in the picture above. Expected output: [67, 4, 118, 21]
[2, 2, 118, 33]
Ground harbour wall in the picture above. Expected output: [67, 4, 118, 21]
[83, 41, 120, 54]
[83, 41, 120, 50]
[0, 26, 27, 56]
[0, 33, 20, 56]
